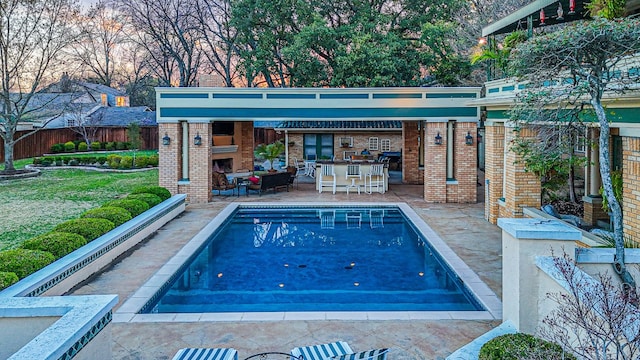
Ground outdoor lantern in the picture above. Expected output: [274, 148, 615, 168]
[556, 3, 564, 20]
[568, 0, 576, 14]
[194, 132, 202, 146]
[465, 131, 474, 146]
[539, 8, 546, 26]
[162, 133, 170, 146]
[435, 132, 443, 145]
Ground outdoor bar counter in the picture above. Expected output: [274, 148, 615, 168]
[314, 161, 389, 193]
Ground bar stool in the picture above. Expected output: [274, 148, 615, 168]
[318, 164, 336, 194]
[365, 164, 385, 194]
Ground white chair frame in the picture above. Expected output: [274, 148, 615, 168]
[318, 164, 336, 194]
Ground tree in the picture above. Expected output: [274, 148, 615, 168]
[508, 17, 640, 290]
[70, 107, 103, 146]
[0, 0, 80, 172]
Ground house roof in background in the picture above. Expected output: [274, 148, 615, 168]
[276, 120, 403, 130]
[89, 106, 156, 127]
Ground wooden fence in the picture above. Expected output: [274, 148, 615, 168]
[0, 127, 159, 162]
[1, 126, 282, 162]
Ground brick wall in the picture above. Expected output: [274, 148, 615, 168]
[424, 122, 447, 203]
[403, 122, 423, 184]
[188, 123, 212, 204]
[455, 122, 478, 203]
[503, 126, 541, 217]
[623, 136, 640, 241]
[239, 122, 255, 171]
[158, 123, 180, 196]
[485, 124, 505, 224]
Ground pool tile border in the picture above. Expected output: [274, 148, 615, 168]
[116, 202, 501, 322]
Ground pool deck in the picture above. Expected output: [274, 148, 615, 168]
[69, 176, 503, 360]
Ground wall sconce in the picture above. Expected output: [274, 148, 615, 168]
[435, 132, 443, 145]
[162, 133, 170, 146]
[465, 132, 474, 146]
[194, 132, 202, 146]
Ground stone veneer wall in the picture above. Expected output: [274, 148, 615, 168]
[623, 136, 640, 241]
[501, 125, 541, 217]
[484, 123, 505, 224]
[424, 122, 447, 203]
[403, 121, 423, 184]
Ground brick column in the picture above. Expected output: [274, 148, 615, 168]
[455, 122, 477, 203]
[158, 123, 180, 196]
[623, 136, 640, 241]
[485, 123, 505, 224]
[188, 122, 212, 204]
[424, 122, 447, 203]
[503, 125, 541, 217]
[239, 122, 255, 171]
[403, 121, 422, 184]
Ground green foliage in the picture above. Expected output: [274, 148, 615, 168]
[147, 154, 159, 166]
[104, 199, 149, 217]
[21, 232, 87, 259]
[105, 142, 115, 151]
[0, 271, 19, 290]
[586, 0, 626, 19]
[134, 155, 148, 168]
[78, 142, 88, 151]
[126, 193, 163, 208]
[0, 249, 56, 279]
[119, 156, 133, 169]
[471, 30, 527, 77]
[479, 333, 575, 360]
[107, 154, 121, 169]
[131, 186, 171, 201]
[127, 123, 142, 150]
[90, 142, 101, 151]
[600, 170, 623, 213]
[53, 218, 115, 241]
[116, 141, 127, 150]
[50, 143, 64, 153]
[254, 141, 285, 162]
[64, 141, 76, 152]
[81, 206, 132, 227]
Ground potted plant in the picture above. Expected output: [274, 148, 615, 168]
[254, 141, 285, 171]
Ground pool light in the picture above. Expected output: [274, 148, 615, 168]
[217, 273, 223, 278]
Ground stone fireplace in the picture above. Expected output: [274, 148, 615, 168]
[212, 158, 233, 173]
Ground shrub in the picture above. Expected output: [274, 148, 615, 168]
[0, 249, 56, 279]
[126, 193, 163, 208]
[119, 156, 133, 169]
[82, 206, 132, 227]
[32, 157, 42, 165]
[105, 142, 115, 151]
[21, 232, 87, 259]
[107, 154, 121, 169]
[147, 154, 159, 167]
[68, 158, 79, 166]
[116, 141, 127, 150]
[479, 333, 575, 360]
[50, 143, 64, 153]
[104, 199, 149, 217]
[134, 155, 148, 168]
[97, 156, 107, 165]
[131, 186, 171, 201]
[78, 142, 88, 151]
[0, 271, 19, 290]
[53, 218, 115, 241]
[90, 141, 101, 151]
[64, 141, 76, 152]
[41, 158, 52, 166]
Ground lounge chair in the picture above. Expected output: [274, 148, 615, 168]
[291, 341, 353, 360]
[172, 348, 238, 360]
[290, 342, 388, 360]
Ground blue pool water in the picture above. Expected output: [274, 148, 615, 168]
[143, 206, 482, 313]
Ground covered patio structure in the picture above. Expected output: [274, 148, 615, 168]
[156, 87, 481, 204]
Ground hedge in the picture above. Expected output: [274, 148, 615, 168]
[0, 249, 56, 279]
[64, 141, 76, 152]
[21, 232, 87, 259]
[104, 199, 149, 217]
[53, 218, 115, 241]
[90, 141, 101, 151]
[131, 186, 172, 201]
[82, 206, 132, 227]
[0, 271, 19, 290]
[479, 333, 576, 360]
[126, 193, 163, 208]
[78, 142, 88, 151]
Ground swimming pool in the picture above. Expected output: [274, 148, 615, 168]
[139, 204, 488, 314]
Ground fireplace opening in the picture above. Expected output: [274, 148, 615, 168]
[213, 159, 233, 173]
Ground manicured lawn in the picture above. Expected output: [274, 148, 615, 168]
[0, 166, 159, 250]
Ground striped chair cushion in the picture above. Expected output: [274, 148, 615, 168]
[330, 349, 389, 360]
[291, 341, 353, 360]
[172, 348, 238, 360]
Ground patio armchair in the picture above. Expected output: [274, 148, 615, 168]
[290, 342, 389, 360]
[172, 348, 238, 360]
[212, 172, 236, 195]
